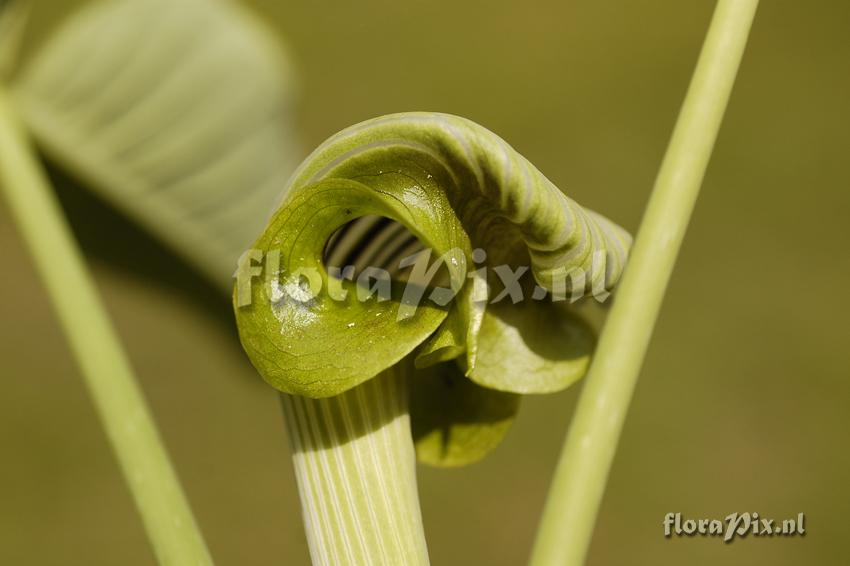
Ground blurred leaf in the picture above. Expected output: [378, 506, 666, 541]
[12, 0, 298, 288]
[0, 0, 29, 80]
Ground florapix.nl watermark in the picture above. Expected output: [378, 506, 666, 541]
[663, 512, 806, 543]
[233, 246, 616, 317]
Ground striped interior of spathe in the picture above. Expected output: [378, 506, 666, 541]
[323, 214, 436, 284]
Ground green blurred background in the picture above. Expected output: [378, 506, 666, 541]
[2, 0, 849, 564]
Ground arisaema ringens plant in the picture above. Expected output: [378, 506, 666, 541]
[0, 0, 296, 563]
[2, 0, 760, 564]
[231, 0, 760, 560]
[233, 113, 632, 564]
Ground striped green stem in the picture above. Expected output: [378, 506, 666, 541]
[0, 86, 213, 566]
[281, 367, 430, 566]
[529, 1, 759, 565]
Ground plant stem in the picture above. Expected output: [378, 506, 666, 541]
[281, 367, 430, 566]
[0, 87, 213, 566]
[529, 2, 759, 565]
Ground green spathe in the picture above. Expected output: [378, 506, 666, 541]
[234, 111, 632, 465]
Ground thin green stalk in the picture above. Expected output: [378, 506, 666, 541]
[529, 2, 759, 565]
[0, 87, 213, 566]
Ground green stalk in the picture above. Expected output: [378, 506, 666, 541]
[281, 367, 430, 566]
[0, 87, 213, 566]
[529, 2, 759, 565]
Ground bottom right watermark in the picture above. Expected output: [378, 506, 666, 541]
[663, 512, 806, 543]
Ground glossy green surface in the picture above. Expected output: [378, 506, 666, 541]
[235, 113, 629, 399]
